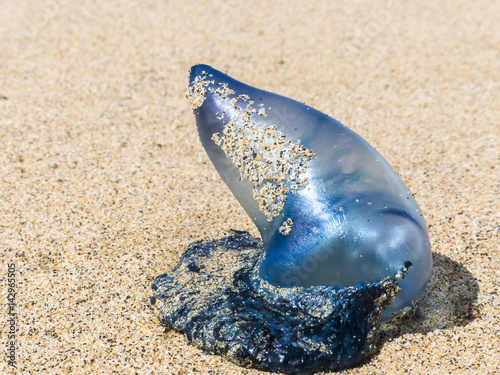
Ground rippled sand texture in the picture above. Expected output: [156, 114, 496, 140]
[0, 1, 498, 374]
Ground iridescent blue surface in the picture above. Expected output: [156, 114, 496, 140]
[189, 64, 432, 321]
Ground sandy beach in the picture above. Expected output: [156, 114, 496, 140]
[1, 1, 499, 374]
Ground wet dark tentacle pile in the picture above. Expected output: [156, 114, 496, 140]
[151, 231, 400, 374]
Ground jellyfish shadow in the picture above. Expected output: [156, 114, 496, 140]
[379, 251, 480, 341]
[153, 231, 479, 374]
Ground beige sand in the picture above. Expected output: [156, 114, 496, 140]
[1, 1, 498, 374]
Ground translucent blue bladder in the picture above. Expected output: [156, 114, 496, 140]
[188, 64, 432, 320]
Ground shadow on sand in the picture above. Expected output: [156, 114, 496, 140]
[380, 251, 480, 340]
